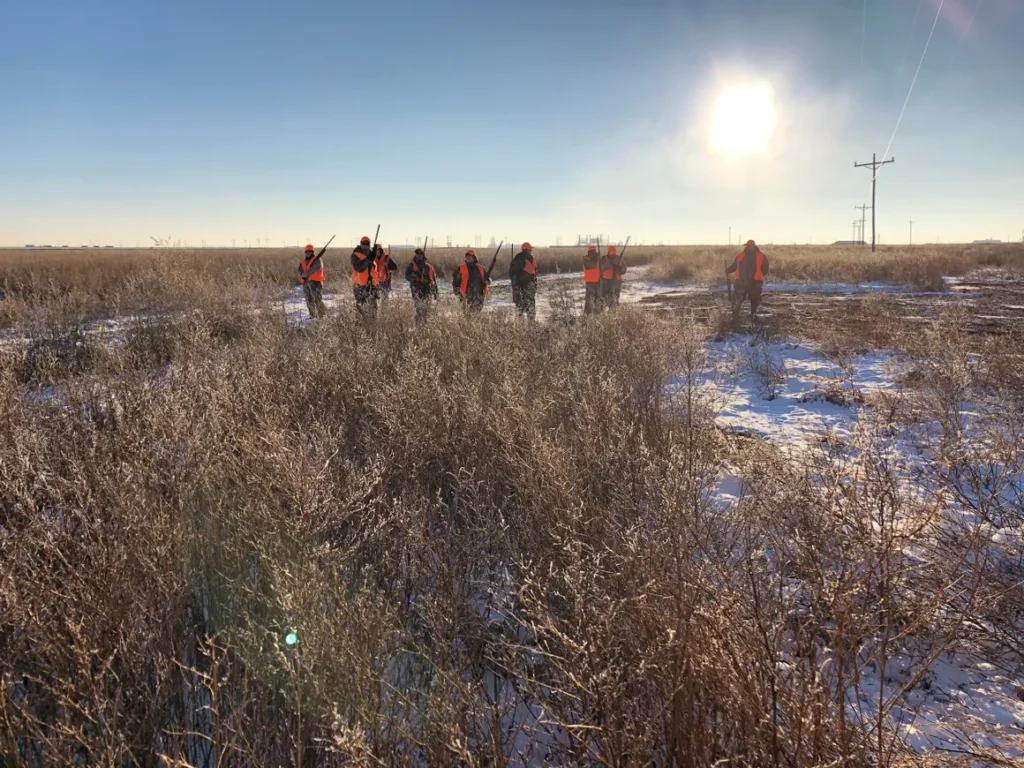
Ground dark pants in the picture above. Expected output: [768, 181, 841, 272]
[303, 281, 326, 318]
[353, 285, 377, 314]
[413, 297, 433, 324]
[461, 294, 485, 312]
[514, 281, 537, 320]
[376, 281, 392, 300]
[600, 279, 621, 309]
[734, 280, 764, 316]
[584, 282, 600, 315]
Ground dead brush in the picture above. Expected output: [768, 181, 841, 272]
[643, 242, 1024, 292]
[3, 271, 1024, 765]
[746, 337, 787, 401]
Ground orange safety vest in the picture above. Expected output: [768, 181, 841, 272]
[601, 255, 624, 281]
[458, 262, 489, 296]
[373, 253, 395, 284]
[583, 253, 600, 284]
[731, 250, 765, 281]
[409, 261, 435, 284]
[351, 249, 373, 286]
[299, 253, 324, 284]
[523, 254, 536, 276]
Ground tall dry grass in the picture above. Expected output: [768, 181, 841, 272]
[0, 246, 657, 325]
[3, 273, 1024, 765]
[5, 242, 1021, 327]
[647, 242, 1024, 290]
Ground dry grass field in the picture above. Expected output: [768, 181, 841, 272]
[3, 242, 1021, 326]
[645, 242, 1024, 289]
[2, 244, 1024, 765]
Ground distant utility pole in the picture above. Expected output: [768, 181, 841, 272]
[728, 226, 732, 246]
[909, 221, 913, 246]
[854, 153, 894, 252]
[855, 204, 872, 247]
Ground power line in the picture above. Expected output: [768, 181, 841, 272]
[899, 0, 925, 77]
[881, 0, 946, 163]
[854, 154, 894, 252]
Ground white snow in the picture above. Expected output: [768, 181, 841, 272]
[688, 337, 899, 446]
[676, 334, 1024, 758]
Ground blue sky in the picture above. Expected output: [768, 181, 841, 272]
[2, 0, 1022, 246]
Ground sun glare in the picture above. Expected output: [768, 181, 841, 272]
[709, 83, 777, 155]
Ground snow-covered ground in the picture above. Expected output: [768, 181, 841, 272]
[274, 265, 668, 326]
[677, 335, 1024, 758]
[695, 337, 898, 445]
[9, 270, 1024, 759]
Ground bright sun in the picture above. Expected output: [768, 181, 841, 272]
[709, 83, 777, 155]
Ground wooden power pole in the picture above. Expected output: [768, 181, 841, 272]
[854, 153, 894, 252]
[855, 204, 872, 246]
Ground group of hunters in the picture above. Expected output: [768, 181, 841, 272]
[298, 236, 768, 321]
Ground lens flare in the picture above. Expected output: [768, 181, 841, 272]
[709, 82, 777, 155]
[285, 631, 298, 646]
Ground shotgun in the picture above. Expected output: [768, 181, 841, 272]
[315, 235, 335, 260]
[485, 240, 504, 280]
[615, 236, 631, 279]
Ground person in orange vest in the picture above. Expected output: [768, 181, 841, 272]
[351, 235, 377, 312]
[582, 244, 601, 315]
[405, 247, 438, 324]
[599, 244, 626, 309]
[297, 243, 326, 318]
[726, 239, 770, 318]
[452, 248, 489, 311]
[373, 244, 398, 300]
[508, 242, 538, 319]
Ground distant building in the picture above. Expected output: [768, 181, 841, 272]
[972, 239, 1001, 244]
[832, 240, 866, 246]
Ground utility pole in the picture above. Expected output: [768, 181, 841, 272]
[855, 204, 872, 247]
[728, 226, 732, 246]
[909, 220, 913, 246]
[854, 154, 894, 252]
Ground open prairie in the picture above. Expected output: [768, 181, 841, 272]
[3, 242, 1024, 764]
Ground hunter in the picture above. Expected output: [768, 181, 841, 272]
[453, 248, 489, 311]
[726, 239, 770, 318]
[406, 247, 438, 323]
[509, 242, 538, 320]
[351, 235, 377, 313]
[297, 243, 326, 319]
[599, 244, 626, 308]
[373, 244, 398, 300]
[582, 244, 600, 315]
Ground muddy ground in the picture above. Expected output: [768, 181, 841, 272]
[633, 270, 1024, 343]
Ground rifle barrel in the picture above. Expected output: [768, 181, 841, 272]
[316, 234, 336, 260]
[486, 240, 503, 279]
